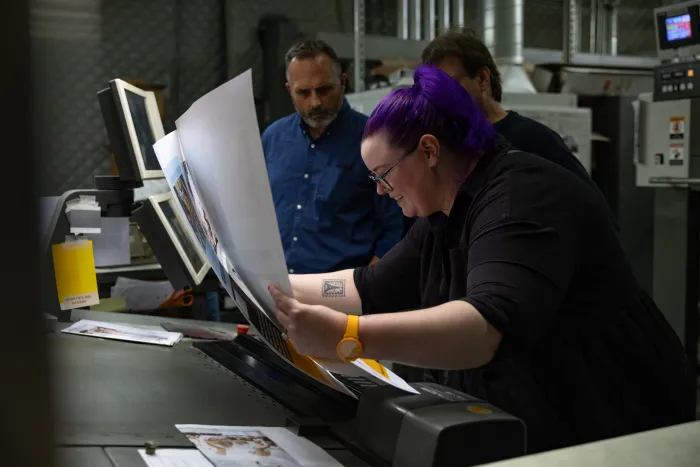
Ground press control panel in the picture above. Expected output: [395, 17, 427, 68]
[653, 62, 700, 101]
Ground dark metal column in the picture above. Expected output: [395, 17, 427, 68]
[3, 0, 55, 465]
[653, 188, 699, 385]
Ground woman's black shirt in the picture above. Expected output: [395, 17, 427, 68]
[354, 136, 694, 454]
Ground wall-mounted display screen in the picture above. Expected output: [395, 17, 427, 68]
[666, 13, 693, 41]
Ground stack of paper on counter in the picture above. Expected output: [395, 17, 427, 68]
[151, 69, 418, 398]
[62, 320, 183, 347]
[176, 425, 342, 467]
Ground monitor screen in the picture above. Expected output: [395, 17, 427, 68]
[125, 89, 161, 171]
[158, 197, 206, 274]
[666, 13, 692, 42]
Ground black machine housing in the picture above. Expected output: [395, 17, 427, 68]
[196, 336, 526, 467]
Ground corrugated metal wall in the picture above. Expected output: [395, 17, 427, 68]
[33, 0, 226, 197]
[33, 0, 662, 196]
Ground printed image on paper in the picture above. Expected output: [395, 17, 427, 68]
[154, 132, 233, 299]
[62, 319, 183, 347]
[183, 430, 300, 466]
[176, 425, 343, 467]
[174, 69, 290, 326]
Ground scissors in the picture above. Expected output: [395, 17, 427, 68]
[160, 286, 194, 308]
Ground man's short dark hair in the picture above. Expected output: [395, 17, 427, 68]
[420, 27, 503, 102]
[284, 39, 342, 76]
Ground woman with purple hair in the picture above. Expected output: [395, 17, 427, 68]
[268, 65, 694, 454]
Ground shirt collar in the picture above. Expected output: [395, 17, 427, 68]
[297, 98, 351, 137]
[427, 134, 512, 232]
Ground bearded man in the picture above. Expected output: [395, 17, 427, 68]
[262, 39, 404, 275]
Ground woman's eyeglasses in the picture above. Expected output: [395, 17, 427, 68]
[368, 143, 418, 191]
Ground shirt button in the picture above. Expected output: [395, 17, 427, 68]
[304, 173, 309, 179]
[297, 204, 302, 210]
[310, 144, 316, 149]
[289, 269, 294, 273]
[293, 237, 298, 242]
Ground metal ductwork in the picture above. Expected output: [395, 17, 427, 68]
[591, 0, 619, 56]
[481, 0, 536, 94]
[397, 0, 468, 40]
[394, 0, 536, 94]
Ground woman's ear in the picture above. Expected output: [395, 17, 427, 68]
[419, 134, 441, 168]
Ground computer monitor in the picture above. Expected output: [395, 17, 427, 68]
[655, 1, 700, 61]
[98, 79, 165, 184]
[132, 192, 210, 289]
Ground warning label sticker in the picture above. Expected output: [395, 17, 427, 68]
[670, 117, 685, 140]
[669, 143, 685, 166]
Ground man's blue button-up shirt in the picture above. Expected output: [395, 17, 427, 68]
[262, 99, 404, 274]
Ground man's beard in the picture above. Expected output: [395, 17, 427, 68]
[299, 107, 339, 129]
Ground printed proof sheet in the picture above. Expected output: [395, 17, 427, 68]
[152, 70, 418, 399]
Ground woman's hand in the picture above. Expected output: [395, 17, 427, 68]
[268, 284, 347, 359]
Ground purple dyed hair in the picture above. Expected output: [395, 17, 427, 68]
[362, 65, 496, 157]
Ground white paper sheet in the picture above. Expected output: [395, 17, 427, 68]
[313, 358, 419, 396]
[176, 425, 342, 467]
[134, 178, 171, 202]
[352, 359, 419, 394]
[148, 70, 419, 399]
[138, 449, 213, 467]
[110, 276, 174, 312]
[153, 131, 234, 299]
[174, 69, 291, 322]
[62, 319, 183, 347]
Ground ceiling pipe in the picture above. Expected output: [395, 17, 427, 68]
[481, 0, 536, 94]
[409, 0, 422, 40]
[438, 0, 451, 34]
[423, 0, 436, 40]
[397, 0, 409, 39]
[563, 0, 580, 64]
[451, 0, 466, 28]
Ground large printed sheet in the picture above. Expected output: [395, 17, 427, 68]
[175, 69, 289, 321]
[152, 69, 418, 399]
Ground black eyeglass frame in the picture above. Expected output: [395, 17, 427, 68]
[368, 142, 418, 191]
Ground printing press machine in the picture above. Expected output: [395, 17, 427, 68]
[52, 308, 700, 467]
[53, 309, 527, 467]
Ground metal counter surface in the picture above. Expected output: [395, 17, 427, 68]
[52, 325, 289, 446]
[57, 446, 370, 466]
[52, 310, 368, 466]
